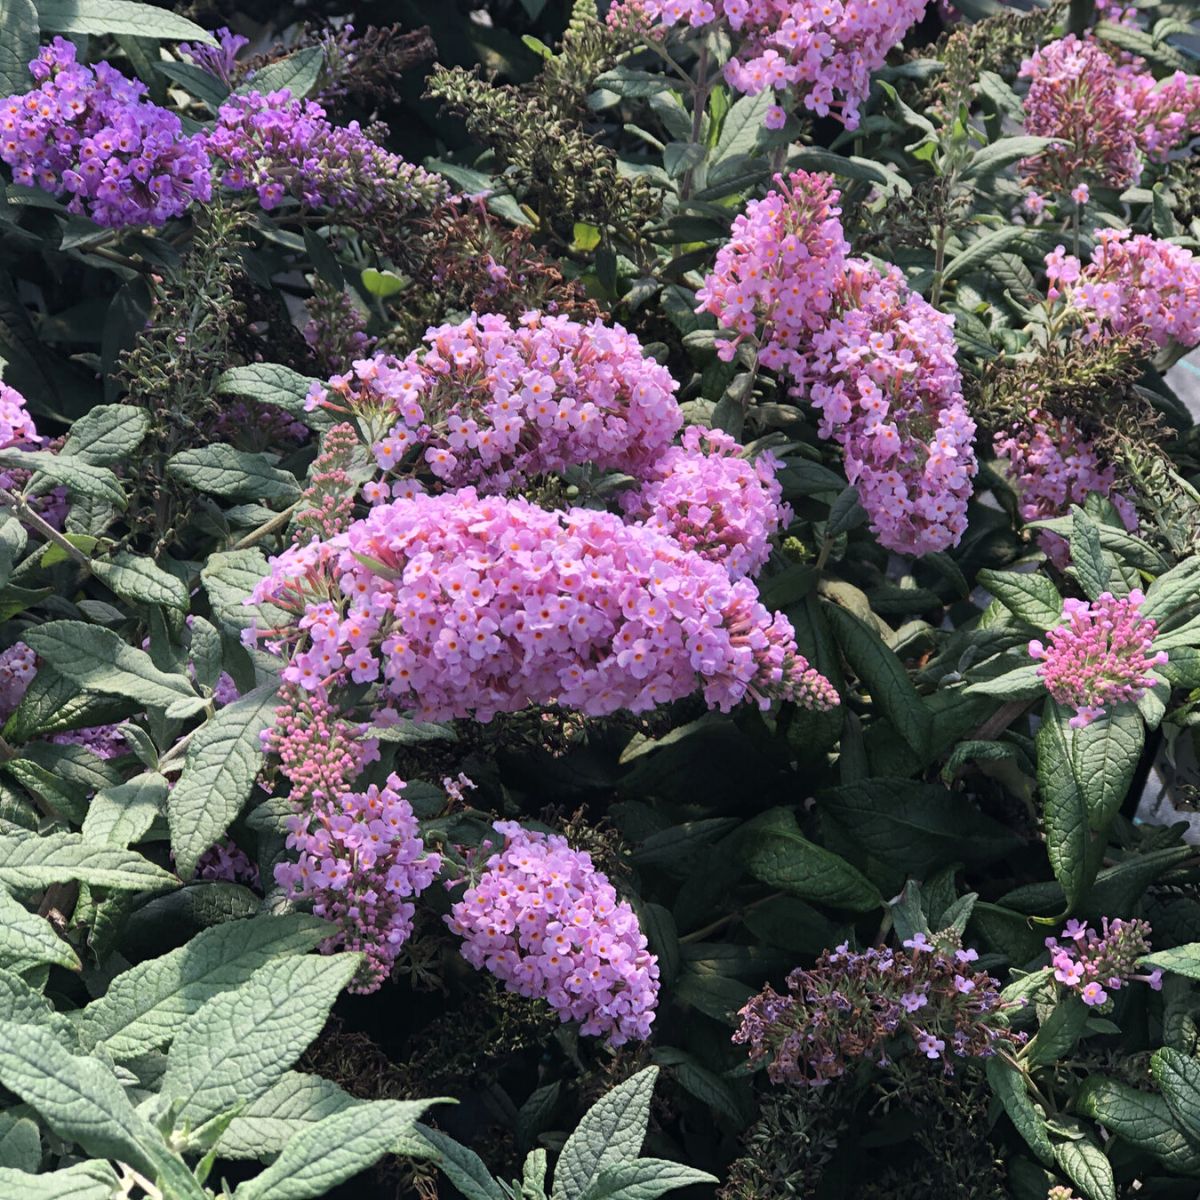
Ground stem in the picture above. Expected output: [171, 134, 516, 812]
[930, 221, 948, 309]
[231, 500, 301, 550]
[680, 890, 782, 943]
[679, 43, 711, 203]
[0, 487, 92, 568]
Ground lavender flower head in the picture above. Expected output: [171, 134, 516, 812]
[1, 38, 211, 226]
[1029, 590, 1167, 728]
[1045, 917, 1163, 1007]
[734, 937, 1021, 1086]
[446, 821, 660, 1046]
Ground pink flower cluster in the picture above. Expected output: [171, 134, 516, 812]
[992, 412, 1137, 568]
[277, 771, 441, 993]
[1019, 34, 1200, 194]
[307, 312, 682, 496]
[446, 821, 659, 1046]
[619, 425, 790, 581]
[0, 38, 211, 226]
[698, 171, 976, 556]
[1029, 590, 1167, 728]
[206, 89, 449, 216]
[0, 382, 39, 449]
[249, 490, 838, 721]
[1046, 231, 1200, 353]
[642, 0, 928, 129]
[1045, 917, 1163, 1007]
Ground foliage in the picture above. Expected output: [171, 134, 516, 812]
[1, 0, 1200, 1196]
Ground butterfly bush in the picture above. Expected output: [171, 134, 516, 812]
[698, 171, 976, 556]
[643, 0, 929, 129]
[619, 425, 790, 581]
[207, 89, 449, 215]
[0, 38, 211, 226]
[178, 26, 250, 87]
[277, 772, 441, 993]
[307, 312, 683, 496]
[1045, 917, 1163, 1006]
[1029, 590, 1167, 728]
[194, 839, 260, 887]
[248, 490, 839, 721]
[992, 412, 1138, 568]
[734, 937, 1020, 1086]
[0, 383, 66, 529]
[1019, 34, 1200, 194]
[1046, 231, 1200, 352]
[447, 821, 659, 1046]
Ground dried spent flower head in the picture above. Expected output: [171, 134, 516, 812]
[734, 938, 1020, 1086]
[446, 820, 659, 1046]
[1029, 590, 1167, 728]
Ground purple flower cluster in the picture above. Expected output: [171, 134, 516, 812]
[1046, 917, 1163, 1006]
[307, 312, 682, 497]
[0, 38, 211, 226]
[277, 772, 441, 993]
[733, 937, 1019, 1086]
[643, 0, 928, 129]
[206, 89, 449, 216]
[194, 839, 260, 887]
[619, 425, 790, 581]
[179, 26, 249, 88]
[698, 171, 976, 556]
[1046, 231, 1200, 353]
[446, 821, 659, 1045]
[0, 643, 36, 721]
[303, 285, 376, 375]
[992, 411, 1138, 568]
[249, 489, 839, 721]
[1019, 33, 1200, 195]
[1029, 590, 1167, 728]
[0, 382, 39, 449]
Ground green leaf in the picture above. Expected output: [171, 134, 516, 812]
[0, 1113, 40, 1171]
[1139, 942, 1200, 981]
[0, 0, 38, 100]
[0, 1019, 179, 1184]
[80, 912, 330, 1058]
[961, 136, 1063, 180]
[234, 1099, 442, 1200]
[1152, 1047, 1200, 1141]
[60, 404, 150, 466]
[417, 1126, 505, 1200]
[2, 666, 134, 743]
[593, 67, 673, 98]
[167, 685, 276, 879]
[36, 0, 215, 41]
[0, 965, 77, 1041]
[92, 552, 189, 612]
[24, 621, 201, 717]
[818, 779, 1021, 874]
[217, 1072, 363, 1161]
[0, 515, 26, 589]
[977, 568, 1063, 630]
[0, 828, 176, 892]
[712, 90, 771, 163]
[215, 364, 327, 429]
[1094, 19, 1189, 70]
[0, 886, 80, 971]
[82, 773, 166, 848]
[943, 226, 1037, 283]
[1037, 701, 1143, 909]
[0, 1162, 120, 1200]
[986, 1058, 1054, 1166]
[234, 45, 323, 99]
[168, 444, 301, 502]
[162, 953, 359, 1127]
[202, 547, 288, 634]
[155, 59, 230, 107]
[1143, 558, 1200, 621]
[1054, 1139, 1116, 1200]
[1077, 1076, 1200, 1174]
[1026, 996, 1088, 1066]
[371, 719, 457, 745]
[740, 808, 881, 911]
[585, 1159, 720, 1200]
[553, 1067, 659, 1200]
[0, 449, 125, 506]
[824, 602, 931, 759]
[1070, 508, 1110, 600]
[787, 147, 910, 194]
